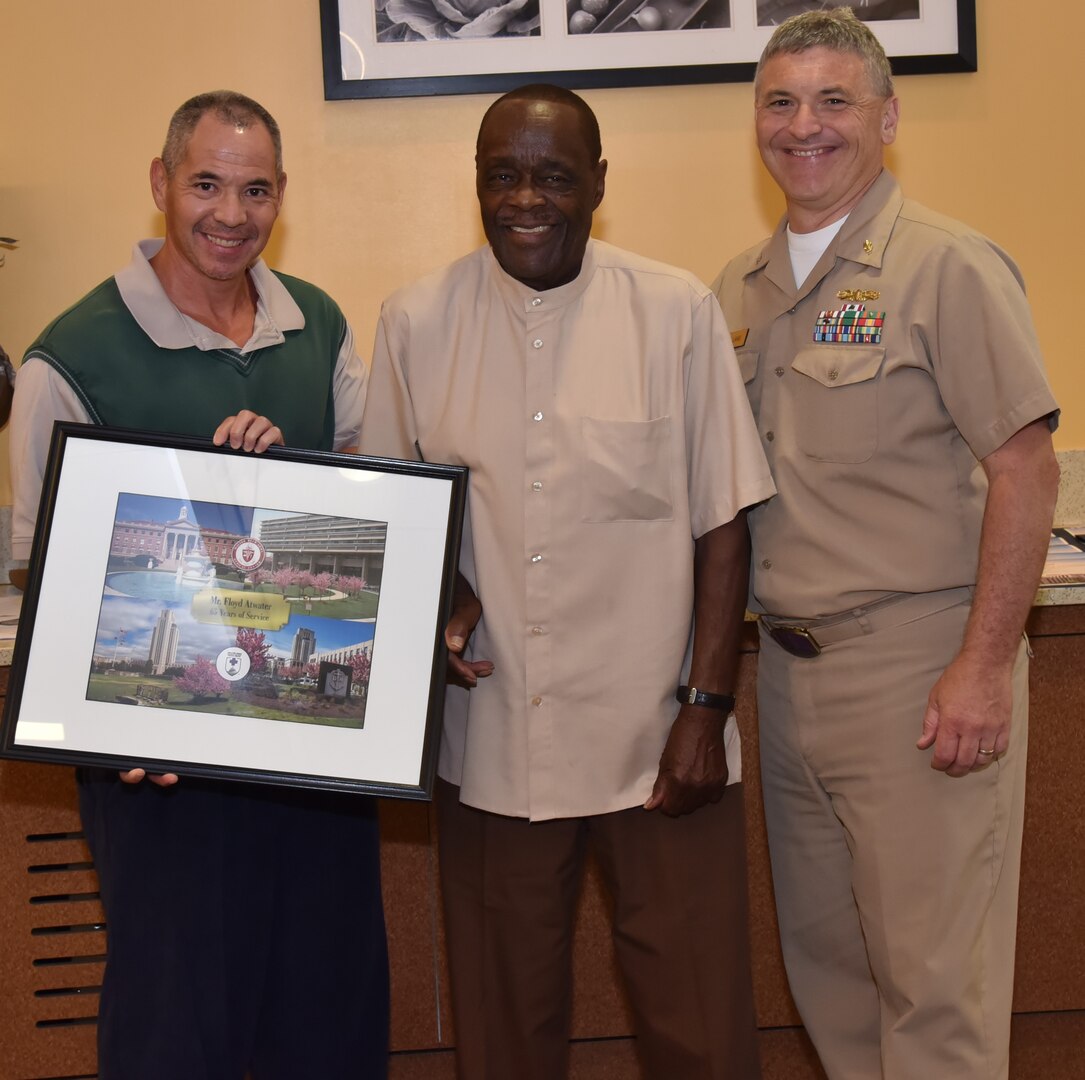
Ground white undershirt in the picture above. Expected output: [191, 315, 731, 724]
[787, 216, 848, 289]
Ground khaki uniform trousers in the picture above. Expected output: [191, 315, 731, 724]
[436, 779, 761, 1080]
[757, 598, 1028, 1080]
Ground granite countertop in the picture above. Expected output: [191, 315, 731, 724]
[0, 584, 17, 667]
[1036, 450, 1085, 606]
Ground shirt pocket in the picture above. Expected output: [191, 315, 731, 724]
[791, 345, 884, 464]
[736, 349, 759, 384]
[579, 416, 674, 523]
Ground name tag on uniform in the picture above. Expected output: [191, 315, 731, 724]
[814, 303, 885, 344]
[731, 328, 749, 349]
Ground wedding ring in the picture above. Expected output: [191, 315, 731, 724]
[977, 748, 995, 756]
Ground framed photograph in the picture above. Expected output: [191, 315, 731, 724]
[321, 0, 975, 99]
[0, 424, 467, 800]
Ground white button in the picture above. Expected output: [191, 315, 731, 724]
[532, 338, 543, 349]
[531, 481, 543, 491]
[531, 553, 543, 563]
[531, 626, 544, 635]
[532, 696, 543, 706]
[533, 411, 544, 421]
[531, 297, 542, 307]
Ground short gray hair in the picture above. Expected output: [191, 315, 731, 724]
[161, 91, 284, 180]
[756, 7, 894, 98]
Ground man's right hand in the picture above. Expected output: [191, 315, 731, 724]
[446, 573, 494, 688]
[212, 410, 284, 453]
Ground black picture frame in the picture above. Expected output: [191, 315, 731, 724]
[0, 423, 467, 800]
[321, 0, 976, 100]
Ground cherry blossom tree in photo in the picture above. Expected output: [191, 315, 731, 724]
[235, 628, 271, 674]
[337, 574, 368, 597]
[175, 656, 230, 703]
[272, 566, 297, 595]
[350, 649, 372, 692]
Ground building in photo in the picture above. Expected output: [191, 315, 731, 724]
[110, 504, 245, 570]
[147, 608, 180, 675]
[258, 514, 386, 588]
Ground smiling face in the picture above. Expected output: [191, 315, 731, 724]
[150, 112, 285, 287]
[755, 46, 898, 233]
[476, 98, 606, 291]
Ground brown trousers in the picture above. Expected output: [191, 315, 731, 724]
[436, 779, 761, 1080]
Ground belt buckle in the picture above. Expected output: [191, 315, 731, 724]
[768, 624, 822, 658]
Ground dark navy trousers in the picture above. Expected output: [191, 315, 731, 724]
[78, 770, 389, 1080]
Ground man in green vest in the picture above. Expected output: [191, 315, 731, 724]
[9, 91, 389, 1080]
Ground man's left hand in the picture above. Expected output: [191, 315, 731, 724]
[644, 706, 729, 816]
[213, 411, 284, 453]
[916, 652, 1013, 777]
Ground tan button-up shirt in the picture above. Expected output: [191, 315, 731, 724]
[714, 172, 1058, 619]
[362, 241, 775, 820]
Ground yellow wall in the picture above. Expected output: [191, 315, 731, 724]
[1, 0, 1081, 509]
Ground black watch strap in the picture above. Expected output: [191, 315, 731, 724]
[676, 685, 736, 712]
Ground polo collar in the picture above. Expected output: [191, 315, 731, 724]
[114, 239, 305, 353]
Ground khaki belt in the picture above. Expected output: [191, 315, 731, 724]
[759, 586, 974, 658]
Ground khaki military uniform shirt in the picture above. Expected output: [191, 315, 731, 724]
[361, 240, 775, 820]
[714, 171, 1057, 619]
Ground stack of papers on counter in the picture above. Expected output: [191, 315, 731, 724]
[1041, 527, 1085, 586]
[0, 590, 21, 641]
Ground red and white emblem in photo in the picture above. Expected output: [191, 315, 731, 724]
[216, 647, 251, 682]
[232, 537, 266, 571]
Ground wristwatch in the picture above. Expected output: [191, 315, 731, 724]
[676, 685, 736, 712]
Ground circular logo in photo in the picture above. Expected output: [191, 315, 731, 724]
[232, 537, 266, 571]
[216, 647, 251, 682]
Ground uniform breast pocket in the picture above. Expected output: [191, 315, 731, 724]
[736, 349, 758, 384]
[579, 416, 674, 523]
[791, 345, 884, 463]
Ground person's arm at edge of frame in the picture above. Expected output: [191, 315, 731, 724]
[645, 508, 751, 816]
[917, 416, 1059, 777]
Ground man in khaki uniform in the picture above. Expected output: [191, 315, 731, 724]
[713, 11, 1058, 1079]
[362, 85, 775, 1079]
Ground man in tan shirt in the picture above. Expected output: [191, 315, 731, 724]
[713, 11, 1059, 1078]
[361, 85, 775, 1078]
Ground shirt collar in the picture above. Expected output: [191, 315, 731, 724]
[114, 239, 305, 353]
[829, 170, 902, 270]
[745, 170, 903, 298]
[486, 238, 598, 314]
